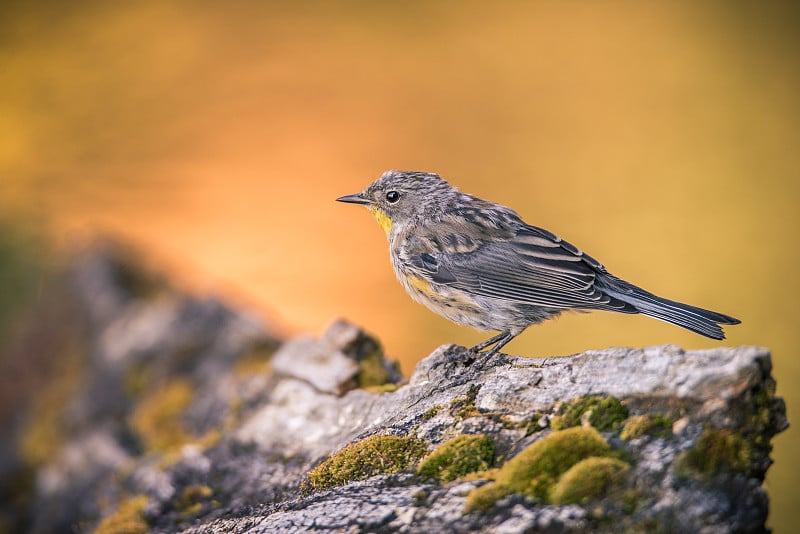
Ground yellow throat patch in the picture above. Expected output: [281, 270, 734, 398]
[368, 206, 393, 234]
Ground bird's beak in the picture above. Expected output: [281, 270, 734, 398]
[336, 193, 371, 205]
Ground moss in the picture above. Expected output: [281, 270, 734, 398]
[550, 396, 628, 432]
[0, 224, 47, 342]
[550, 457, 630, 505]
[677, 427, 752, 478]
[305, 435, 428, 491]
[175, 484, 214, 519]
[450, 385, 481, 419]
[233, 342, 277, 376]
[620, 414, 673, 441]
[362, 383, 400, 394]
[621, 489, 645, 514]
[464, 482, 512, 514]
[129, 379, 194, 453]
[353, 341, 401, 389]
[94, 495, 148, 534]
[464, 426, 614, 511]
[497, 426, 612, 500]
[17, 340, 85, 467]
[524, 414, 546, 436]
[417, 434, 495, 482]
[123, 363, 150, 398]
[412, 489, 429, 506]
[748, 378, 783, 450]
[422, 405, 442, 421]
[460, 467, 499, 482]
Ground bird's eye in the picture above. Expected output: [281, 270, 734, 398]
[385, 191, 400, 203]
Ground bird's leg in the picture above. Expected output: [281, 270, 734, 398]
[469, 331, 509, 353]
[471, 331, 517, 367]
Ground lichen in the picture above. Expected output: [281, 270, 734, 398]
[550, 457, 630, 505]
[129, 379, 194, 453]
[417, 434, 495, 482]
[620, 414, 673, 441]
[305, 435, 428, 491]
[464, 426, 615, 512]
[677, 427, 752, 478]
[94, 495, 149, 534]
[550, 396, 628, 432]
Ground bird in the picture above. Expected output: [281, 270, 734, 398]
[336, 170, 740, 360]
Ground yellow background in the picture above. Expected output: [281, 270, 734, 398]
[1, 2, 797, 530]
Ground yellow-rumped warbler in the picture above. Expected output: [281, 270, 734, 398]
[337, 170, 739, 358]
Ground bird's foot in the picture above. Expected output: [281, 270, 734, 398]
[467, 331, 516, 367]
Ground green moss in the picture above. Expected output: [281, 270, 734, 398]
[464, 482, 512, 513]
[362, 383, 400, 394]
[417, 434, 495, 482]
[465, 426, 615, 511]
[422, 405, 442, 421]
[412, 489, 429, 505]
[621, 489, 645, 514]
[550, 396, 628, 432]
[94, 495, 149, 534]
[0, 223, 47, 342]
[233, 342, 277, 376]
[175, 484, 214, 519]
[620, 414, 673, 441]
[354, 343, 401, 389]
[129, 379, 194, 453]
[550, 457, 630, 505]
[497, 426, 612, 500]
[305, 435, 428, 491]
[677, 427, 752, 478]
[748, 378, 782, 450]
[123, 362, 150, 398]
[17, 340, 85, 467]
[524, 414, 546, 436]
[450, 385, 481, 419]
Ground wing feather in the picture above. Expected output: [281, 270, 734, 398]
[411, 224, 631, 311]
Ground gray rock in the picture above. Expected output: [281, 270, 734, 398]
[0, 243, 787, 534]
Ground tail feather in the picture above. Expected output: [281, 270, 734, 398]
[596, 274, 740, 340]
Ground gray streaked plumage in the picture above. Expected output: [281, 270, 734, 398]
[337, 170, 740, 358]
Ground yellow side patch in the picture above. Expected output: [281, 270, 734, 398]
[368, 207, 393, 234]
[408, 275, 431, 294]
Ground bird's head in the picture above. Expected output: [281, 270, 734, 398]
[336, 170, 454, 235]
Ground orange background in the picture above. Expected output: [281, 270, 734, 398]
[1, 2, 797, 530]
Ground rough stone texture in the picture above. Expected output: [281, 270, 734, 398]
[0, 243, 788, 533]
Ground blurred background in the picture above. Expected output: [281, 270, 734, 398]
[1, 1, 797, 530]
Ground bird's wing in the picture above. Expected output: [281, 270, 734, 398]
[410, 224, 633, 311]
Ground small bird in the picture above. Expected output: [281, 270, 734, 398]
[337, 170, 740, 359]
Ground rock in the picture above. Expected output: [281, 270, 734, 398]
[0, 242, 787, 533]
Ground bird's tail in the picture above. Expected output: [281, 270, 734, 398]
[596, 274, 740, 340]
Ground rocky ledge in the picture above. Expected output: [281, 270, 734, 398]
[0, 244, 788, 533]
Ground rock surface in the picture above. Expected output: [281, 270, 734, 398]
[0, 243, 788, 533]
